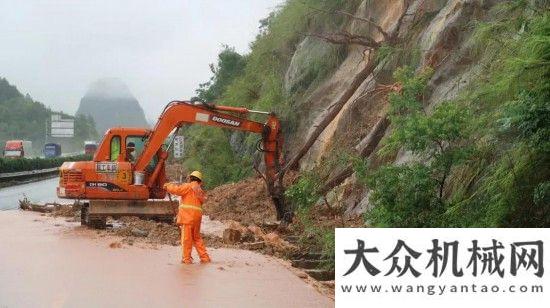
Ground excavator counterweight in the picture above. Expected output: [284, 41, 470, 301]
[57, 101, 291, 228]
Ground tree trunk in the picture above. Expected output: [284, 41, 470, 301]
[285, 59, 377, 171]
[284, 0, 412, 171]
[318, 115, 389, 194]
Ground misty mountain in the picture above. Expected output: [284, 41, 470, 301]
[76, 78, 149, 134]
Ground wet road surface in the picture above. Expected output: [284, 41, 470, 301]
[0, 177, 62, 210]
[0, 196, 332, 307]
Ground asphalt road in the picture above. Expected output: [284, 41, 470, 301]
[0, 211, 332, 307]
[0, 177, 63, 210]
[0, 178, 333, 307]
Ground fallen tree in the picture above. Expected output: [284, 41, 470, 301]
[19, 198, 79, 216]
[318, 115, 390, 195]
[284, 0, 414, 171]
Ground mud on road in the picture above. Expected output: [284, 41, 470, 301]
[19, 199, 294, 256]
[18, 198, 335, 298]
[0, 210, 333, 307]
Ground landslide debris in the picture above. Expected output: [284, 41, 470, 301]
[105, 216, 294, 255]
[21, 197, 295, 255]
[19, 198, 80, 217]
[204, 177, 276, 225]
[203, 173, 298, 226]
[108, 216, 180, 246]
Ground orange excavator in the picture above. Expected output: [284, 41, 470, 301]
[57, 100, 290, 228]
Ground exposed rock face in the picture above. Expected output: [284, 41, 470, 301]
[76, 78, 149, 134]
[285, 0, 499, 216]
[284, 37, 336, 94]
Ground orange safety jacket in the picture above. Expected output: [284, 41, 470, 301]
[164, 181, 206, 225]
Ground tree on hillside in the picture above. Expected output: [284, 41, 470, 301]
[0, 77, 22, 102]
[195, 46, 246, 102]
[179, 46, 249, 188]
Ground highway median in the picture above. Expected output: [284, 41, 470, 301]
[0, 154, 91, 184]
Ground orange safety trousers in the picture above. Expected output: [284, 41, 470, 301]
[165, 181, 210, 263]
[181, 220, 209, 263]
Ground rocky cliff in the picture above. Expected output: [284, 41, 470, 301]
[76, 78, 149, 134]
[280, 0, 548, 225]
[187, 0, 549, 229]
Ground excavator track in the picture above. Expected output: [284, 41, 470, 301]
[80, 200, 178, 229]
[80, 203, 107, 229]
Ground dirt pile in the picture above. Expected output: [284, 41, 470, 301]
[221, 219, 297, 256]
[203, 172, 298, 225]
[204, 177, 275, 225]
[108, 216, 180, 246]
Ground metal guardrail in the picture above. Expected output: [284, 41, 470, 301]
[61, 151, 84, 157]
[0, 167, 59, 179]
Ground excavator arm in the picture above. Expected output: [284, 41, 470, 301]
[135, 100, 291, 223]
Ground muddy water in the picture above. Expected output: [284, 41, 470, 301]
[0, 211, 332, 307]
[0, 177, 62, 210]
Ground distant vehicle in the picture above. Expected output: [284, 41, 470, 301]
[44, 143, 62, 158]
[3, 140, 33, 158]
[84, 141, 97, 155]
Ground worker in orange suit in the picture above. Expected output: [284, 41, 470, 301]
[163, 171, 210, 264]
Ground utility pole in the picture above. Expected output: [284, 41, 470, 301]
[45, 118, 49, 145]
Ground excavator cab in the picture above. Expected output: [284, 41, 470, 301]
[59, 128, 161, 199]
[97, 130, 159, 174]
[94, 128, 145, 163]
[58, 127, 173, 228]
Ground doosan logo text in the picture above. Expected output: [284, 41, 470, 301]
[211, 116, 241, 127]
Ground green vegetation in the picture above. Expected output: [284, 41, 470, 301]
[219, 0, 359, 122]
[181, 125, 251, 189]
[0, 154, 91, 173]
[364, 3, 549, 227]
[181, 1, 361, 188]
[285, 172, 336, 268]
[365, 67, 474, 227]
[0, 78, 98, 154]
[194, 46, 247, 102]
[179, 47, 250, 188]
[284, 172, 320, 211]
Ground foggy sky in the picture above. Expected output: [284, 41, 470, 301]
[0, 0, 284, 122]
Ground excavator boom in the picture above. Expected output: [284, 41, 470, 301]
[57, 100, 291, 227]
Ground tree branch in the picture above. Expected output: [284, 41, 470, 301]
[302, 2, 389, 40]
[334, 9, 390, 41]
[307, 31, 380, 48]
[284, 57, 377, 171]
